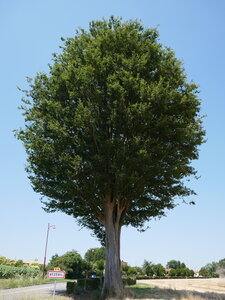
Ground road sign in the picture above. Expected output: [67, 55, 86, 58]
[47, 270, 65, 279]
[54, 268, 61, 271]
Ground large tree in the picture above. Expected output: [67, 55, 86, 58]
[16, 17, 205, 298]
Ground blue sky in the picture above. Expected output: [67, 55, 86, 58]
[1, 0, 225, 270]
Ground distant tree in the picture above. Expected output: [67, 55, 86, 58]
[127, 266, 138, 276]
[152, 264, 165, 277]
[186, 268, 194, 277]
[216, 259, 225, 277]
[142, 260, 153, 272]
[146, 265, 154, 277]
[93, 259, 105, 275]
[134, 266, 144, 275]
[47, 250, 85, 279]
[84, 247, 105, 264]
[168, 268, 176, 277]
[0, 256, 26, 268]
[218, 259, 225, 269]
[199, 261, 218, 278]
[169, 267, 194, 277]
[14, 260, 25, 268]
[166, 260, 186, 270]
[16, 16, 205, 298]
[0, 257, 7, 265]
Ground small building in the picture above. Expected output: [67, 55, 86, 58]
[23, 260, 43, 265]
[194, 270, 200, 277]
[121, 260, 128, 266]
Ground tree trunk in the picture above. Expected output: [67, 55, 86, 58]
[101, 201, 124, 299]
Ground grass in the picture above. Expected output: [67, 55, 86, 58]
[3, 296, 73, 300]
[0, 276, 68, 289]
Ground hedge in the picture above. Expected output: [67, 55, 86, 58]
[122, 277, 136, 286]
[78, 278, 101, 290]
[66, 281, 77, 294]
[67, 278, 101, 295]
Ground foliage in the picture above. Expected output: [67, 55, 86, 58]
[122, 265, 143, 276]
[0, 256, 25, 268]
[66, 281, 78, 294]
[16, 16, 205, 297]
[199, 261, 220, 278]
[142, 262, 165, 277]
[77, 278, 102, 291]
[145, 265, 154, 277]
[135, 275, 152, 279]
[142, 260, 153, 272]
[141, 259, 196, 278]
[121, 264, 129, 275]
[152, 264, 166, 277]
[84, 247, 105, 264]
[16, 16, 205, 241]
[0, 265, 41, 279]
[83, 247, 105, 277]
[168, 267, 194, 277]
[166, 260, 186, 269]
[127, 266, 138, 276]
[47, 250, 86, 279]
[93, 259, 105, 275]
[0, 256, 42, 271]
[122, 277, 136, 286]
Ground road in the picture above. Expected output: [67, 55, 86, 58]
[0, 282, 67, 300]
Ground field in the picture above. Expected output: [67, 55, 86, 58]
[130, 278, 225, 299]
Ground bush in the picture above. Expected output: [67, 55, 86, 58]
[136, 275, 152, 280]
[122, 277, 136, 286]
[77, 278, 101, 291]
[67, 278, 102, 295]
[0, 265, 41, 279]
[86, 278, 101, 290]
[66, 281, 77, 294]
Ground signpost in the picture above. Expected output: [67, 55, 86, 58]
[47, 270, 65, 300]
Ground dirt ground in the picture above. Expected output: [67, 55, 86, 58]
[137, 278, 225, 295]
[72, 278, 225, 300]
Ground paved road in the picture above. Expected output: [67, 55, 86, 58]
[0, 282, 67, 300]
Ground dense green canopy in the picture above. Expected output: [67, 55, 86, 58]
[17, 15, 204, 251]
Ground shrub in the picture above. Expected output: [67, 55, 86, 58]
[136, 275, 152, 280]
[0, 265, 41, 279]
[77, 278, 101, 291]
[86, 278, 101, 290]
[122, 277, 136, 286]
[77, 278, 86, 290]
[67, 278, 102, 295]
[66, 281, 77, 294]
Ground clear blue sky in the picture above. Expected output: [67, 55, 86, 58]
[1, 0, 225, 270]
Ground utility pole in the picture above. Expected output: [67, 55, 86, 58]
[42, 223, 55, 280]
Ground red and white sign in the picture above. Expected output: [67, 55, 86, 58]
[47, 270, 66, 279]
